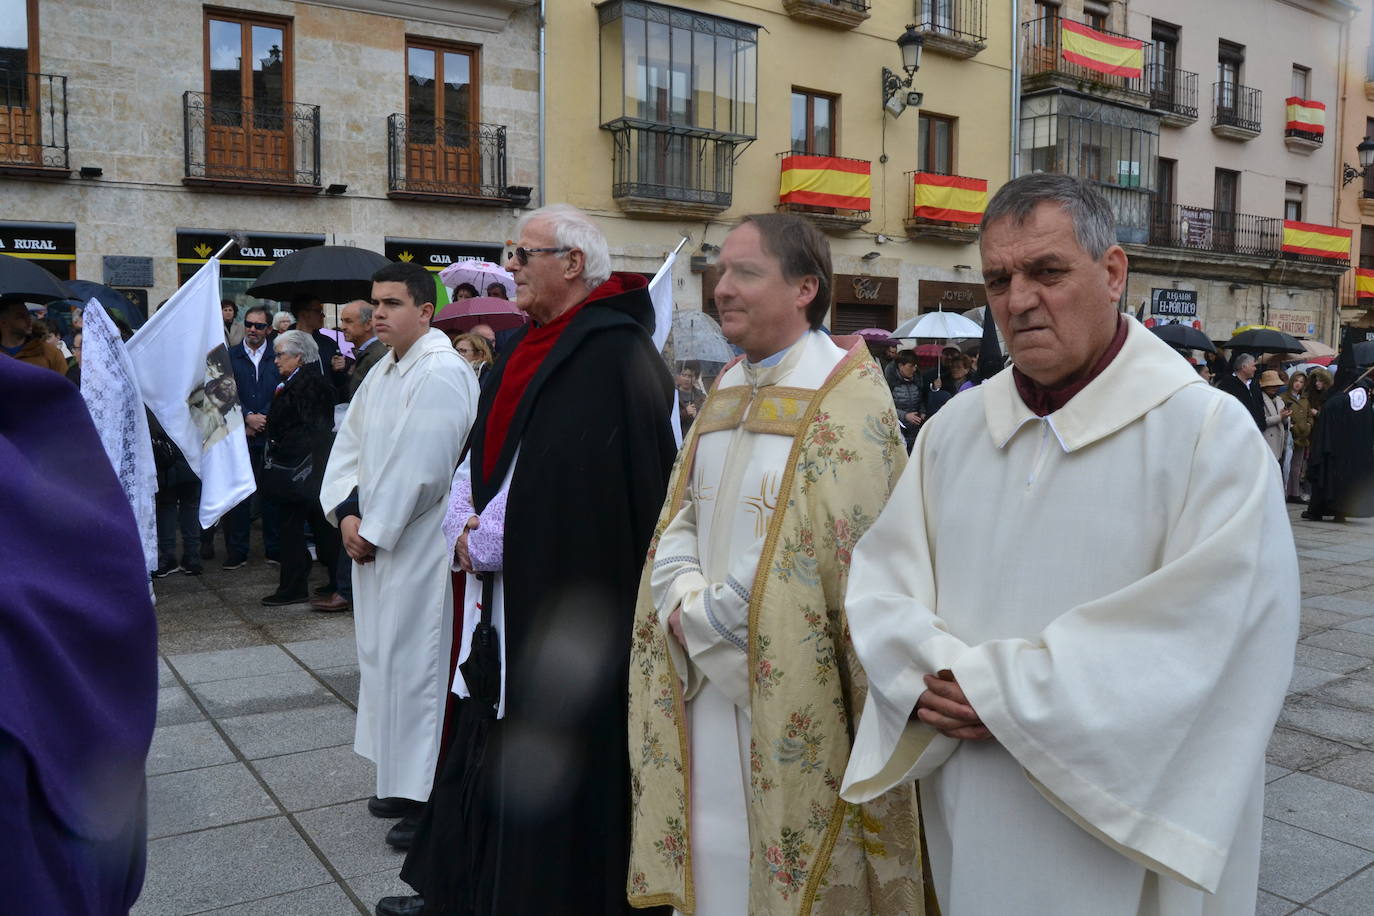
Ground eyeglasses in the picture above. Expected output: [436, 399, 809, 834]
[244, 320, 269, 330]
[511, 246, 572, 266]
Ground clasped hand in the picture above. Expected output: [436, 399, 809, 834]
[914, 671, 992, 741]
[340, 516, 376, 564]
[455, 515, 479, 574]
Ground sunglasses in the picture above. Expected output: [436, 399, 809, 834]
[510, 246, 572, 266]
[244, 320, 270, 330]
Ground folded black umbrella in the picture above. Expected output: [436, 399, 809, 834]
[1227, 327, 1304, 354]
[0, 252, 73, 304]
[1150, 322, 1216, 353]
[246, 245, 391, 304]
[458, 574, 502, 719]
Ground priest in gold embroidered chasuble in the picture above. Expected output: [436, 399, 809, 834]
[627, 214, 930, 916]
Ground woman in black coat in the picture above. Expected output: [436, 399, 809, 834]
[261, 330, 341, 606]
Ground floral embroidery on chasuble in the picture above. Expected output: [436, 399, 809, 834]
[628, 334, 928, 916]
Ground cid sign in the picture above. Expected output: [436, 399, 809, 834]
[1151, 288, 1198, 317]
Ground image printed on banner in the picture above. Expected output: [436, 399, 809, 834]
[187, 344, 242, 450]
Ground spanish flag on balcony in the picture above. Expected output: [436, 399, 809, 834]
[779, 155, 872, 211]
[1061, 20, 1144, 79]
[912, 173, 988, 225]
[1285, 97, 1326, 135]
[1282, 220, 1351, 260]
[1357, 268, 1374, 300]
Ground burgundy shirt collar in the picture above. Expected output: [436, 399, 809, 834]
[1012, 314, 1129, 418]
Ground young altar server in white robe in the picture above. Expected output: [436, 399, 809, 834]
[840, 174, 1299, 916]
[320, 262, 478, 845]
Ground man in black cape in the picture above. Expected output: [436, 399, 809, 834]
[0, 356, 158, 912]
[1305, 362, 1374, 522]
[378, 204, 676, 916]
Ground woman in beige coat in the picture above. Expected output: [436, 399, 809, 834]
[1259, 369, 1290, 465]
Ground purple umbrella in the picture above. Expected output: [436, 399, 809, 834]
[433, 296, 528, 334]
[317, 327, 354, 359]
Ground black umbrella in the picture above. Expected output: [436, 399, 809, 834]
[1150, 322, 1216, 353]
[978, 306, 1005, 380]
[66, 280, 146, 329]
[0, 252, 73, 304]
[246, 245, 391, 303]
[1227, 327, 1305, 354]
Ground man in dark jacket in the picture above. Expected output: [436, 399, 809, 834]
[340, 298, 387, 400]
[222, 305, 281, 569]
[290, 297, 350, 402]
[380, 204, 676, 916]
[1217, 352, 1265, 432]
[890, 349, 925, 451]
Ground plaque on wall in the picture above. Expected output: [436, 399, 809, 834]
[103, 255, 155, 288]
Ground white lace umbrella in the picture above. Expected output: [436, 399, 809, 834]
[438, 259, 515, 298]
[894, 310, 982, 339]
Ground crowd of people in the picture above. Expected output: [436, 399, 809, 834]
[3, 178, 1318, 915]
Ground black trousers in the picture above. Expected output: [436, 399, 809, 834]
[274, 497, 339, 598]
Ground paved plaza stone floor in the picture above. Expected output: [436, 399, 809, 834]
[137, 507, 1374, 914]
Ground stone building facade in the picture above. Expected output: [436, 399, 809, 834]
[543, 0, 1015, 335]
[1, 0, 538, 315]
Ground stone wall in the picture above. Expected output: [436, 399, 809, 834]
[6, 0, 538, 306]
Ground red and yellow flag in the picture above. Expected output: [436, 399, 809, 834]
[779, 155, 871, 211]
[1356, 268, 1374, 300]
[1061, 20, 1144, 79]
[912, 173, 988, 225]
[1282, 220, 1351, 260]
[1285, 97, 1325, 135]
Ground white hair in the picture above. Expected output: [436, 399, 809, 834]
[272, 311, 294, 331]
[516, 203, 612, 290]
[274, 328, 319, 364]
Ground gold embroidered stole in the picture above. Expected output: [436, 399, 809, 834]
[628, 346, 927, 916]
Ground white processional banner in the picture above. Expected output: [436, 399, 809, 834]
[79, 300, 159, 570]
[126, 257, 255, 526]
[647, 247, 683, 446]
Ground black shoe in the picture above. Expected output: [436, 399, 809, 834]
[200, 541, 215, 561]
[313, 583, 335, 596]
[182, 564, 203, 576]
[260, 592, 308, 607]
[385, 813, 419, 850]
[222, 554, 247, 571]
[152, 562, 179, 579]
[1334, 515, 1347, 523]
[375, 896, 425, 916]
[1301, 511, 1321, 521]
[368, 795, 422, 819]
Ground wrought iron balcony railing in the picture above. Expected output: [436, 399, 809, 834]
[915, 0, 988, 50]
[608, 120, 739, 217]
[1212, 82, 1261, 135]
[1146, 64, 1198, 121]
[386, 115, 509, 201]
[1021, 16, 1152, 102]
[1149, 202, 1280, 258]
[0, 71, 69, 170]
[183, 91, 320, 187]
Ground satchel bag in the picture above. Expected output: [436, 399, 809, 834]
[261, 439, 314, 503]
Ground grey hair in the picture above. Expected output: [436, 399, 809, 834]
[1233, 352, 1256, 371]
[516, 203, 612, 290]
[980, 173, 1117, 260]
[272, 311, 294, 330]
[274, 328, 319, 364]
[346, 300, 374, 323]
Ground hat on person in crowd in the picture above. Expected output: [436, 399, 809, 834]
[1258, 370, 1285, 388]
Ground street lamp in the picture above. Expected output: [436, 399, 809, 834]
[1341, 136, 1374, 186]
[882, 25, 925, 118]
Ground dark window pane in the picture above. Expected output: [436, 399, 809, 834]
[251, 25, 284, 128]
[443, 50, 471, 128]
[813, 96, 832, 156]
[790, 92, 806, 153]
[208, 19, 243, 124]
[0, 0, 29, 99]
